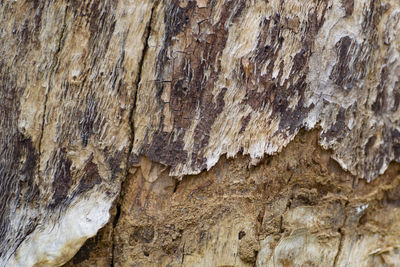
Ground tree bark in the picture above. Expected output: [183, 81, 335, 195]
[0, 0, 399, 266]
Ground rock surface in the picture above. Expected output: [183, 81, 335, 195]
[0, 0, 399, 266]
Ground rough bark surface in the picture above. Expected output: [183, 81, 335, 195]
[0, 0, 399, 266]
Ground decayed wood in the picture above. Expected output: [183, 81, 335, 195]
[69, 130, 400, 266]
[0, 1, 151, 265]
[0, 0, 399, 266]
[132, 0, 400, 181]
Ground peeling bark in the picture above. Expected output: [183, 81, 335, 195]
[0, 0, 399, 266]
[131, 0, 400, 181]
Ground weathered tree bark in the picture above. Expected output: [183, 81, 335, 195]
[0, 0, 399, 266]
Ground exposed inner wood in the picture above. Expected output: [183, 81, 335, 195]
[0, 0, 399, 266]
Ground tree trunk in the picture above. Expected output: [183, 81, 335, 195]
[1, 0, 399, 266]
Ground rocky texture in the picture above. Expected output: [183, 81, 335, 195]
[0, 0, 399, 266]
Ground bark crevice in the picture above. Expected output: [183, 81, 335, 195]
[333, 201, 349, 267]
[110, 3, 158, 266]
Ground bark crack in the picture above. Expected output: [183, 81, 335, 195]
[333, 201, 349, 267]
[111, 3, 158, 266]
[125, 0, 157, 168]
